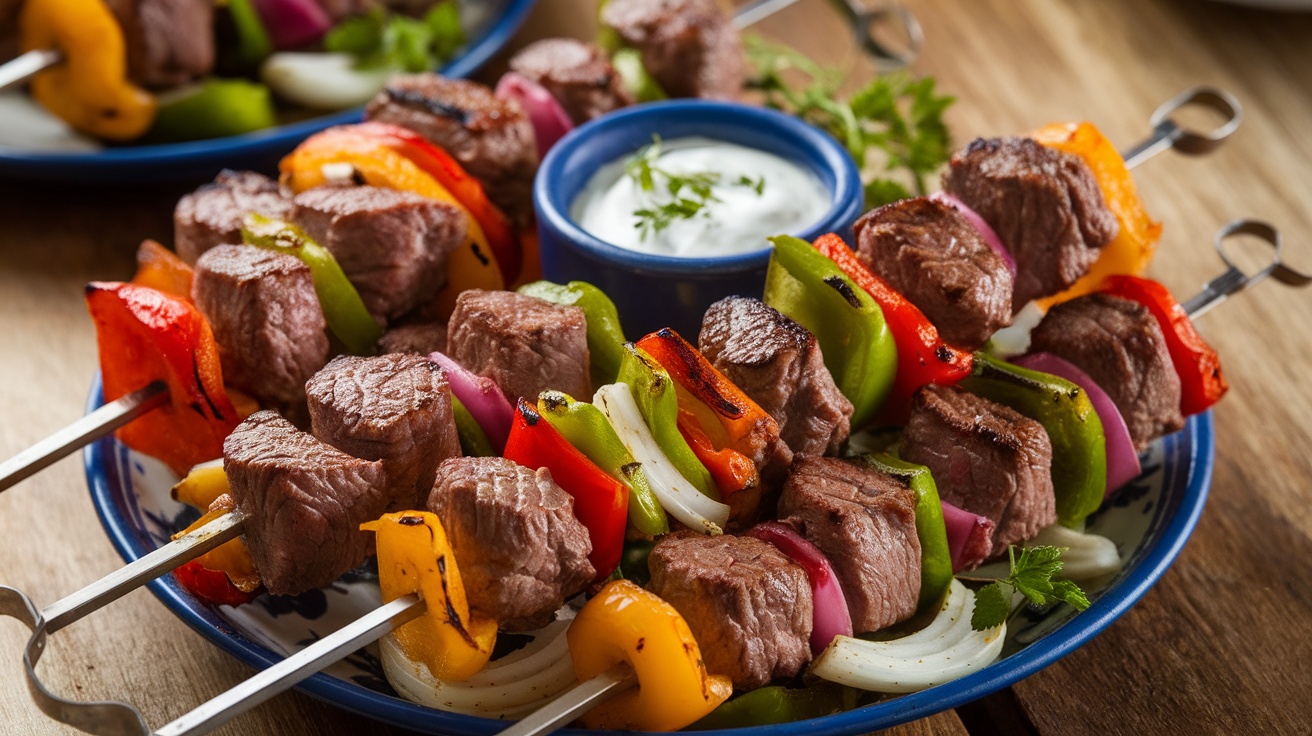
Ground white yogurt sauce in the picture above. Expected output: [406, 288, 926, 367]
[570, 136, 832, 257]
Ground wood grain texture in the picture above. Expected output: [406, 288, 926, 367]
[0, 0, 1309, 734]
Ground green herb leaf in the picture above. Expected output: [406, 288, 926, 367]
[970, 582, 1011, 631]
[324, 2, 464, 72]
[969, 545, 1091, 631]
[625, 134, 766, 240]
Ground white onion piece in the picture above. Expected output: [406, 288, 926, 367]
[260, 53, 390, 111]
[380, 613, 578, 719]
[495, 72, 574, 159]
[0, 93, 102, 152]
[930, 191, 1016, 277]
[809, 579, 1004, 693]
[1029, 524, 1122, 581]
[988, 301, 1045, 359]
[594, 383, 729, 534]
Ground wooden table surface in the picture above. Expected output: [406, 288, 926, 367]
[2, 0, 1311, 733]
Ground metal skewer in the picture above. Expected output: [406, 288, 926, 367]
[733, 0, 923, 71]
[0, 48, 61, 92]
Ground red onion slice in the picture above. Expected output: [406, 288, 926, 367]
[940, 501, 995, 573]
[1013, 352, 1141, 496]
[930, 191, 1016, 279]
[430, 352, 514, 452]
[746, 521, 853, 655]
[495, 73, 574, 160]
[252, 0, 332, 50]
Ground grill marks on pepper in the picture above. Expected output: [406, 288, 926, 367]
[435, 553, 481, 649]
[190, 356, 228, 421]
[823, 275, 863, 309]
[653, 329, 742, 418]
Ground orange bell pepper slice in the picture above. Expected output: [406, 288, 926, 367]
[131, 240, 194, 301]
[86, 282, 240, 475]
[676, 408, 758, 499]
[1032, 122, 1163, 308]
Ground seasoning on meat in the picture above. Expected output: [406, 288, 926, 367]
[901, 385, 1056, 557]
[1029, 293, 1184, 451]
[104, 0, 214, 88]
[698, 296, 852, 457]
[446, 289, 591, 404]
[174, 170, 293, 265]
[600, 0, 745, 100]
[854, 196, 1014, 350]
[291, 185, 467, 323]
[376, 321, 448, 356]
[191, 244, 328, 407]
[943, 137, 1119, 311]
[224, 410, 389, 596]
[647, 533, 812, 690]
[306, 354, 460, 512]
[778, 457, 921, 633]
[364, 75, 539, 227]
[508, 38, 635, 124]
[426, 457, 595, 631]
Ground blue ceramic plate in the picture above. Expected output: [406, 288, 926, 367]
[85, 376, 1213, 734]
[0, 0, 537, 184]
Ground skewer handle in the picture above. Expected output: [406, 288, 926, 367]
[732, 0, 921, 70]
[0, 48, 62, 92]
[1183, 219, 1311, 320]
[156, 594, 426, 736]
[0, 379, 168, 494]
[495, 665, 637, 736]
[1121, 86, 1242, 169]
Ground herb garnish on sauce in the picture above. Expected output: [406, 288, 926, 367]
[625, 135, 767, 241]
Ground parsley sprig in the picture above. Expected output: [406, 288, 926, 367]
[970, 545, 1091, 631]
[744, 34, 954, 208]
[625, 136, 766, 240]
[324, 2, 465, 73]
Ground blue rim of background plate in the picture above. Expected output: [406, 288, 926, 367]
[0, 0, 537, 183]
[84, 373, 1213, 735]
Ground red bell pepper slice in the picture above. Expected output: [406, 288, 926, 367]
[676, 408, 758, 499]
[351, 121, 523, 283]
[504, 398, 627, 579]
[812, 233, 973, 424]
[86, 282, 241, 475]
[174, 559, 260, 607]
[1100, 274, 1228, 415]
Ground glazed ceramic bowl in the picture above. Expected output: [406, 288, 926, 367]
[533, 100, 864, 338]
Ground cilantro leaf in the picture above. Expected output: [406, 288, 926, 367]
[324, 2, 464, 73]
[625, 135, 766, 240]
[969, 545, 1091, 631]
[970, 582, 1011, 630]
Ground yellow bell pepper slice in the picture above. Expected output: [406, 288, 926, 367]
[171, 460, 228, 510]
[20, 0, 156, 140]
[567, 579, 732, 731]
[363, 512, 497, 682]
[173, 497, 262, 595]
[280, 131, 504, 315]
[1032, 122, 1163, 309]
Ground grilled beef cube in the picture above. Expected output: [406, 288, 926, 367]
[778, 457, 921, 633]
[902, 385, 1056, 557]
[426, 457, 594, 631]
[648, 533, 812, 690]
[292, 185, 466, 323]
[174, 170, 293, 265]
[192, 245, 328, 406]
[943, 137, 1118, 311]
[698, 297, 852, 457]
[600, 0, 744, 100]
[377, 321, 448, 356]
[306, 354, 460, 512]
[446, 290, 591, 403]
[364, 75, 538, 227]
[854, 197, 1014, 349]
[224, 411, 388, 596]
[508, 38, 635, 124]
[1029, 293, 1184, 450]
[105, 0, 213, 88]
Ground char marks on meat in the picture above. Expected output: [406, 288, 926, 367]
[377, 321, 448, 356]
[306, 354, 460, 512]
[902, 385, 1056, 557]
[426, 457, 594, 631]
[224, 410, 389, 596]
[192, 244, 328, 406]
[943, 137, 1118, 311]
[778, 457, 921, 633]
[292, 185, 466, 322]
[600, 0, 744, 100]
[648, 533, 812, 690]
[1029, 293, 1184, 450]
[105, 0, 214, 88]
[365, 75, 538, 227]
[699, 296, 852, 457]
[508, 38, 635, 124]
[174, 170, 293, 265]
[446, 289, 591, 404]
[854, 196, 1014, 349]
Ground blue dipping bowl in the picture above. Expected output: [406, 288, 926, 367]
[533, 100, 864, 338]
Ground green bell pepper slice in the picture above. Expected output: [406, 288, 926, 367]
[517, 280, 627, 387]
[854, 453, 953, 615]
[146, 79, 276, 143]
[451, 395, 494, 457]
[616, 343, 719, 500]
[961, 351, 1107, 527]
[764, 235, 896, 429]
[241, 214, 382, 356]
[226, 0, 273, 67]
[537, 390, 669, 537]
[611, 48, 667, 103]
[688, 683, 857, 729]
